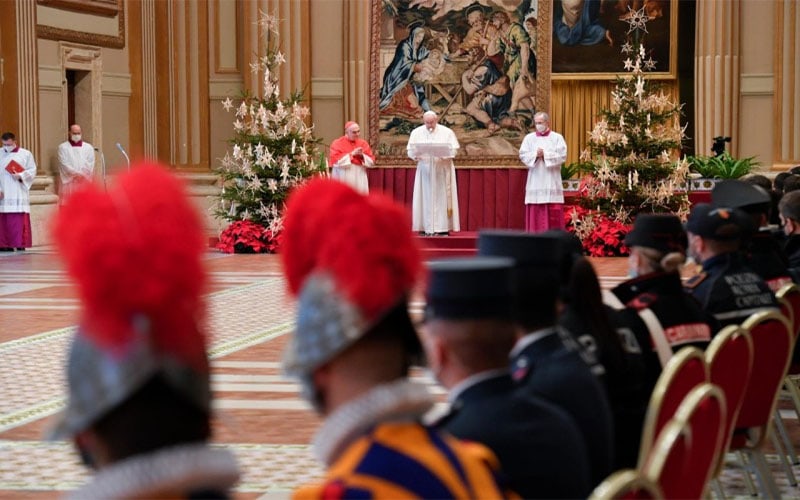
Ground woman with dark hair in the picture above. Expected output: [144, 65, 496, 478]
[556, 240, 647, 470]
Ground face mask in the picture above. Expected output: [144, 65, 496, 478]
[3, 145, 13, 153]
[71, 134, 82, 143]
[535, 123, 547, 133]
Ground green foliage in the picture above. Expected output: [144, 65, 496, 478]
[686, 153, 759, 179]
[561, 161, 592, 180]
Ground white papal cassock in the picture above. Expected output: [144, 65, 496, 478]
[407, 124, 460, 234]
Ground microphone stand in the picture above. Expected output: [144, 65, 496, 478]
[116, 143, 130, 172]
[94, 147, 107, 191]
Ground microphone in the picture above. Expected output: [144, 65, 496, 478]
[116, 142, 130, 172]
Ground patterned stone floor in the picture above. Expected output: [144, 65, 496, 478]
[1, 248, 800, 498]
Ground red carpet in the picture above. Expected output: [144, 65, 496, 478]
[417, 231, 477, 259]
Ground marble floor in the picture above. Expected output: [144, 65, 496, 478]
[1, 247, 799, 498]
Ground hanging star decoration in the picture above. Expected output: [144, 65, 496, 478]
[625, 6, 650, 34]
[621, 42, 634, 54]
[644, 57, 657, 71]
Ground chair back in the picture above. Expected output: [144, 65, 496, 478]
[589, 469, 663, 500]
[777, 283, 800, 339]
[672, 384, 727, 497]
[733, 310, 793, 447]
[643, 384, 726, 499]
[705, 325, 753, 475]
[637, 347, 708, 467]
[641, 420, 690, 499]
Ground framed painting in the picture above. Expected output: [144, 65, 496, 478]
[551, 0, 677, 79]
[369, 0, 552, 166]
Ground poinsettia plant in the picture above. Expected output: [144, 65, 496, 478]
[565, 206, 631, 257]
[217, 220, 281, 254]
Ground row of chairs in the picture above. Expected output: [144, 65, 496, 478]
[590, 283, 800, 498]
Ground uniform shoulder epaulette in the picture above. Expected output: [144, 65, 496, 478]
[684, 272, 707, 290]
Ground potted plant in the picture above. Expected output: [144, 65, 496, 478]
[561, 161, 591, 191]
[686, 153, 760, 190]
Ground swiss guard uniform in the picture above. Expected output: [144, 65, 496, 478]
[478, 230, 614, 488]
[684, 203, 779, 327]
[426, 257, 592, 499]
[712, 180, 795, 291]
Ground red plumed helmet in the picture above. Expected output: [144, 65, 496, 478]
[280, 178, 422, 375]
[53, 162, 208, 370]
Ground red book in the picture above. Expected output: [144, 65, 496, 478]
[5, 160, 24, 175]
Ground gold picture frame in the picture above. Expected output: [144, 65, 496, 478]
[369, 0, 552, 166]
[551, 0, 677, 80]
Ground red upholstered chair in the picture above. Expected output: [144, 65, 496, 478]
[636, 347, 708, 468]
[729, 310, 793, 498]
[705, 325, 753, 477]
[589, 469, 663, 500]
[643, 384, 726, 499]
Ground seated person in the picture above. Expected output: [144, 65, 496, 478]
[712, 180, 794, 290]
[280, 179, 514, 499]
[48, 163, 239, 498]
[478, 230, 614, 488]
[424, 256, 592, 499]
[684, 203, 779, 327]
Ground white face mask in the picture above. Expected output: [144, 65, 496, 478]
[2, 145, 13, 153]
[535, 123, 548, 133]
[71, 134, 82, 143]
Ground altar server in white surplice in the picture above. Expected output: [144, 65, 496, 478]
[57, 124, 95, 205]
[519, 111, 567, 232]
[407, 111, 460, 235]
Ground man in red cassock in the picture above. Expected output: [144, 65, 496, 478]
[329, 121, 375, 194]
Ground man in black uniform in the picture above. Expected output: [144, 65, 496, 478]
[712, 180, 794, 291]
[477, 230, 614, 488]
[684, 203, 779, 327]
[424, 256, 592, 499]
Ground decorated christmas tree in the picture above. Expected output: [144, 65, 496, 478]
[567, 7, 690, 256]
[215, 11, 326, 253]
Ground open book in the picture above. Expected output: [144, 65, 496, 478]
[5, 160, 24, 175]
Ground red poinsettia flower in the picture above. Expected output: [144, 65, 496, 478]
[217, 220, 281, 254]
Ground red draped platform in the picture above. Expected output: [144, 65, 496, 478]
[369, 167, 712, 232]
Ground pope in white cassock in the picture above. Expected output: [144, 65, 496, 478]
[407, 111, 460, 235]
[57, 124, 95, 205]
[519, 111, 567, 232]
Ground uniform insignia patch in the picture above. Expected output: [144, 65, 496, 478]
[684, 272, 707, 289]
[512, 357, 530, 382]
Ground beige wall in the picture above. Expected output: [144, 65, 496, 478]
[739, 0, 776, 170]
[309, 0, 345, 150]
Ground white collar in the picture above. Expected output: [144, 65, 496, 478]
[70, 443, 239, 499]
[509, 326, 557, 358]
[313, 379, 434, 466]
[448, 368, 509, 403]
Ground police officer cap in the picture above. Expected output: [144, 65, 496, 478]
[624, 214, 687, 253]
[477, 230, 561, 269]
[685, 203, 745, 241]
[711, 180, 770, 211]
[425, 256, 515, 321]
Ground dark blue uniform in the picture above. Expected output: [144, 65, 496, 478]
[437, 372, 591, 499]
[745, 229, 794, 291]
[684, 252, 779, 327]
[510, 328, 614, 488]
[560, 304, 648, 469]
[609, 271, 720, 467]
